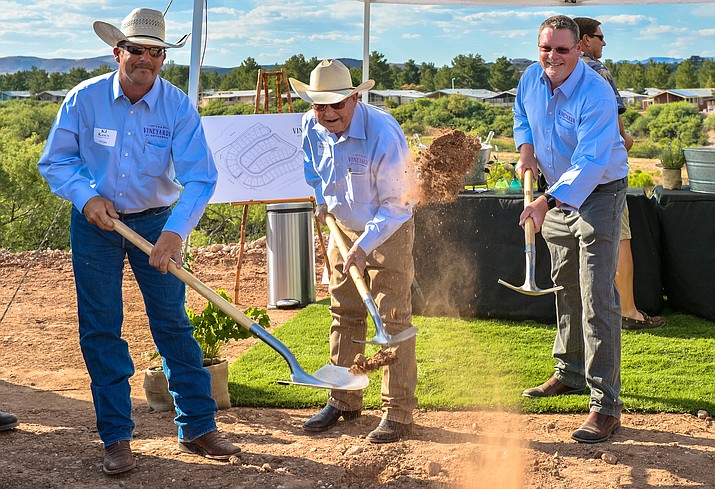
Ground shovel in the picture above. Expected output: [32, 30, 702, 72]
[324, 214, 418, 345]
[498, 169, 563, 296]
[112, 219, 368, 391]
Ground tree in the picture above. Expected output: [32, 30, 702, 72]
[698, 59, 715, 88]
[64, 67, 90, 89]
[614, 62, 645, 93]
[281, 54, 318, 85]
[489, 56, 519, 91]
[397, 59, 421, 88]
[161, 61, 190, 93]
[645, 101, 704, 146]
[26, 67, 49, 94]
[450, 54, 489, 89]
[675, 59, 698, 88]
[419, 62, 437, 91]
[220, 57, 261, 90]
[433, 65, 454, 90]
[369, 51, 395, 89]
[645, 60, 671, 89]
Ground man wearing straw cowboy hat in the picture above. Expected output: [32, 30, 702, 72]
[38, 7, 240, 475]
[290, 60, 418, 443]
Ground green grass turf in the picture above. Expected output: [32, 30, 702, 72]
[228, 302, 715, 414]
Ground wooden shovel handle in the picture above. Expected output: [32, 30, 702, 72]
[523, 169, 535, 246]
[324, 214, 372, 299]
[111, 219, 255, 331]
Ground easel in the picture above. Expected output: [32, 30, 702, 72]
[231, 70, 329, 304]
[254, 68, 294, 115]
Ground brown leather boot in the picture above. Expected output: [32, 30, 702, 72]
[178, 430, 241, 460]
[103, 440, 136, 475]
[571, 412, 621, 443]
[522, 376, 587, 398]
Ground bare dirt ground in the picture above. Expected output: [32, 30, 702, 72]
[1, 196, 714, 488]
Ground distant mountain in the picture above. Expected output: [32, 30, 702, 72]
[0, 55, 117, 74]
[0, 56, 365, 75]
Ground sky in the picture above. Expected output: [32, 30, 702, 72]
[0, 1, 714, 69]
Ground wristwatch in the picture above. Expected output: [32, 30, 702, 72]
[543, 193, 557, 210]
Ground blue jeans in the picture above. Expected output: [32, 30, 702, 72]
[541, 179, 626, 418]
[70, 207, 217, 446]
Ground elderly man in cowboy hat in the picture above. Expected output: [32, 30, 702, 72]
[38, 8, 240, 475]
[290, 60, 418, 443]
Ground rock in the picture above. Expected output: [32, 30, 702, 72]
[424, 460, 441, 476]
[601, 452, 618, 465]
[546, 421, 556, 430]
[344, 445, 363, 457]
[697, 410, 709, 420]
[209, 243, 224, 253]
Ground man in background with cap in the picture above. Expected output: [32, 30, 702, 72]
[290, 60, 418, 443]
[573, 16, 665, 332]
[38, 8, 240, 475]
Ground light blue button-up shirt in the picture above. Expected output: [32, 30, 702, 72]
[38, 72, 217, 239]
[513, 60, 628, 210]
[301, 102, 412, 254]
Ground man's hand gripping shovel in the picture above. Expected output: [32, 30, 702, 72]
[498, 169, 563, 296]
[112, 219, 368, 391]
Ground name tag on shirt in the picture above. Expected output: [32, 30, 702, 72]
[94, 128, 117, 147]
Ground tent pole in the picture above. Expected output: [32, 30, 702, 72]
[188, 0, 204, 108]
[362, 0, 371, 104]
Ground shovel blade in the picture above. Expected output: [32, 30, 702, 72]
[277, 365, 368, 391]
[354, 326, 419, 345]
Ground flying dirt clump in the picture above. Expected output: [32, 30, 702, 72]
[349, 347, 399, 375]
[409, 130, 481, 206]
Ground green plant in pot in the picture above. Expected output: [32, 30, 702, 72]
[659, 138, 686, 190]
[143, 290, 270, 411]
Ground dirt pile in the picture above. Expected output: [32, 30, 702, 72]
[410, 130, 481, 206]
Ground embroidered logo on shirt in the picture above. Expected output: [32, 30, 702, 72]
[558, 110, 576, 126]
[94, 127, 117, 147]
[143, 124, 171, 140]
[347, 154, 368, 171]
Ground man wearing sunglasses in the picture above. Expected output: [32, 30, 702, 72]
[38, 8, 240, 475]
[573, 17, 665, 332]
[290, 60, 418, 443]
[513, 15, 629, 444]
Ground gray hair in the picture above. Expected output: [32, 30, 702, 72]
[538, 15, 580, 45]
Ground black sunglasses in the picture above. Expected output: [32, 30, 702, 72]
[313, 99, 350, 112]
[538, 43, 578, 55]
[120, 44, 166, 58]
[589, 34, 605, 42]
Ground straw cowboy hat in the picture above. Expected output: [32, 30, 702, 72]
[93, 8, 189, 49]
[289, 59, 375, 105]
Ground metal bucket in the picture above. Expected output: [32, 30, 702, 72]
[684, 148, 715, 194]
[266, 202, 316, 308]
[464, 145, 491, 186]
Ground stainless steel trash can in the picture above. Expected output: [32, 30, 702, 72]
[266, 202, 316, 309]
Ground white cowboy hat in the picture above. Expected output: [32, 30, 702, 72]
[289, 59, 375, 105]
[93, 8, 189, 49]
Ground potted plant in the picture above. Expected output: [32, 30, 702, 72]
[143, 290, 270, 411]
[659, 138, 686, 190]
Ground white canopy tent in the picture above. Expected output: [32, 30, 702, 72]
[186, 0, 715, 105]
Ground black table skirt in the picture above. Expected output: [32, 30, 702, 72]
[413, 189, 663, 323]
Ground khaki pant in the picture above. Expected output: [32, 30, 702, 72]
[327, 218, 417, 424]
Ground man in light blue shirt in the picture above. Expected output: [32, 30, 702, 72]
[514, 15, 628, 444]
[290, 60, 417, 443]
[38, 7, 239, 475]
